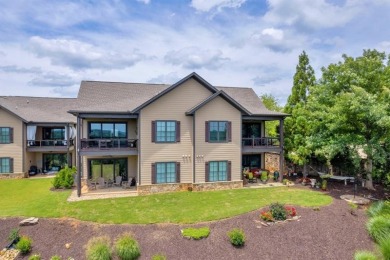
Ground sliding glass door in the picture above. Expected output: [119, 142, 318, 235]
[88, 158, 128, 181]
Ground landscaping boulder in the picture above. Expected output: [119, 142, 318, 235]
[19, 217, 39, 226]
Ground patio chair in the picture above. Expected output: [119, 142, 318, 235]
[98, 177, 107, 189]
[248, 171, 257, 183]
[87, 179, 96, 190]
[113, 176, 122, 187]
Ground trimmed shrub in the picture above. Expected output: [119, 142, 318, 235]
[28, 254, 41, 260]
[270, 203, 287, 221]
[354, 251, 378, 260]
[52, 166, 77, 189]
[115, 233, 140, 260]
[367, 216, 390, 242]
[86, 236, 112, 260]
[50, 255, 62, 260]
[227, 228, 245, 247]
[151, 254, 167, 260]
[379, 237, 390, 260]
[16, 236, 32, 254]
[181, 227, 210, 240]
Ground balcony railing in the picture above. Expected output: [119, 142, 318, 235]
[27, 139, 74, 147]
[80, 138, 138, 150]
[242, 137, 280, 147]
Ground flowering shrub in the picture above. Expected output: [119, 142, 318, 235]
[260, 211, 273, 222]
[260, 204, 298, 222]
[285, 206, 297, 217]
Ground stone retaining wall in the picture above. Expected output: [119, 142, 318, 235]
[0, 173, 25, 179]
[137, 181, 243, 195]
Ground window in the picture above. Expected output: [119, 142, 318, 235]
[43, 128, 65, 140]
[0, 127, 13, 144]
[206, 161, 231, 182]
[89, 158, 128, 181]
[152, 162, 180, 184]
[43, 154, 68, 172]
[205, 121, 231, 142]
[89, 122, 127, 139]
[151, 121, 180, 143]
[0, 157, 13, 173]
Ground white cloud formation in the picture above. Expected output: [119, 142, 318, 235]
[191, 0, 246, 12]
[164, 47, 229, 70]
[264, 0, 364, 29]
[261, 28, 284, 40]
[29, 72, 79, 87]
[29, 36, 147, 70]
[137, 0, 151, 4]
[147, 72, 180, 84]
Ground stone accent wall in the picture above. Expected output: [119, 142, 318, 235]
[192, 181, 243, 191]
[0, 173, 24, 179]
[137, 181, 243, 195]
[265, 153, 280, 172]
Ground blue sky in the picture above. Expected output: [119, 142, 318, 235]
[1, 0, 390, 104]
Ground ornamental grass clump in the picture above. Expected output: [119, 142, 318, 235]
[354, 251, 378, 260]
[85, 236, 112, 260]
[115, 233, 140, 260]
[50, 255, 62, 260]
[28, 254, 41, 260]
[182, 227, 210, 240]
[16, 236, 32, 254]
[366, 215, 390, 242]
[227, 228, 245, 247]
[151, 254, 167, 260]
[367, 201, 390, 218]
[379, 237, 390, 260]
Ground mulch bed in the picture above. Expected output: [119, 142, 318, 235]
[1, 183, 387, 260]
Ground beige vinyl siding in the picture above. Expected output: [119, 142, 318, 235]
[195, 96, 242, 183]
[139, 78, 212, 185]
[0, 108, 24, 174]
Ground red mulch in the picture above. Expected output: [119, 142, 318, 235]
[1, 182, 387, 260]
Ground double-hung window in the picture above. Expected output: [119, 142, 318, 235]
[206, 161, 231, 182]
[0, 157, 13, 173]
[152, 162, 180, 184]
[205, 121, 231, 142]
[0, 127, 13, 144]
[152, 121, 180, 143]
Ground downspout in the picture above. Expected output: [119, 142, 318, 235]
[279, 118, 284, 182]
[137, 113, 141, 186]
[77, 116, 82, 197]
[22, 122, 25, 175]
[193, 114, 196, 184]
[66, 123, 70, 167]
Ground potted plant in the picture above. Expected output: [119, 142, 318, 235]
[261, 171, 268, 183]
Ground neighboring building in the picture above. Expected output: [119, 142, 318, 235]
[69, 73, 287, 196]
[0, 73, 287, 196]
[0, 96, 77, 177]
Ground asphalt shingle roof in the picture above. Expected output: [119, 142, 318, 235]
[0, 96, 77, 123]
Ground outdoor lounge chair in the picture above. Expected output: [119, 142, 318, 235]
[98, 177, 107, 188]
[248, 172, 257, 183]
[87, 179, 96, 190]
[113, 176, 122, 187]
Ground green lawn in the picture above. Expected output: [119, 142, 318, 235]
[0, 178, 333, 224]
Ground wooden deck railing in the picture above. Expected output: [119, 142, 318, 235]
[242, 137, 280, 147]
[80, 138, 138, 150]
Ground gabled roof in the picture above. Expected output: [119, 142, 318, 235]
[68, 72, 287, 117]
[186, 90, 251, 115]
[132, 72, 218, 113]
[0, 96, 77, 123]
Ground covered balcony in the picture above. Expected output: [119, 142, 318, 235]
[26, 125, 76, 152]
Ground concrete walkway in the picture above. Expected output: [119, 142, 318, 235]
[244, 181, 293, 189]
[67, 188, 138, 202]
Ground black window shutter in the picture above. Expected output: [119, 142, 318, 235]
[151, 121, 156, 143]
[176, 121, 180, 142]
[205, 161, 209, 182]
[176, 162, 180, 183]
[205, 121, 209, 142]
[151, 163, 156, 184]
[10, 158, 14, 173]
[227, 161, 232, 181]
[227, 122, 232, 142]
[10, 128, 14, 143]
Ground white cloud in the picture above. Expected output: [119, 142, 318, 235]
[261, 28, 284, 40]
[29, 36, 147, 70]
[147, 72, 180, 84]
[191, 0, 246, 12]
[136, 0, 151, 4]
[264, 0, 364, 29]
[164, 47, 230, 70]
[29, 72, 79, 87]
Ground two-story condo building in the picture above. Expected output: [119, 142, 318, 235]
[1, 73, 287, 197]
